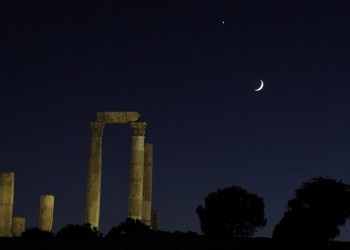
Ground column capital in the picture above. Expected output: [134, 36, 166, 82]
[90, 122, 105, 137]
[130, 122, 147, 136]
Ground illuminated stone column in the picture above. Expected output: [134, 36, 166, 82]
[39, 195, 54, 232]
[11, 217, 25, 237]
[85, 122, 105, 228]
[142, 143, 153, 226]
[128, 122, 146, 220]
[0, 172, 14, 237]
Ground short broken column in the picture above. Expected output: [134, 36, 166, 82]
[142, 143, 153, 226]
[128, 122, 147, 220]
[85, 122, 105, 229]
[151, 210, 158, 230]
[0, 172, 14, 237]
[11, 217, 25, 237]
[39, 195, 54, 232]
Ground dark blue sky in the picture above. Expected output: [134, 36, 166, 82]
[2, 0, 350, 240]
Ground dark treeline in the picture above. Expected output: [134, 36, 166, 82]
[2, 176, 350, 249]
[196, 177, 350, 241]
[1, 232, 350, 250]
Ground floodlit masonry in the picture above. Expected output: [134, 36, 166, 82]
[0, 172, 54, 237]
[11, 217, 25, 237]
[85, 112, 154, 229]
[128, 121, 147, 220]
[142, 143, 153, 226]
[39, 195, 54, 232]
[0, 172, 14, 237]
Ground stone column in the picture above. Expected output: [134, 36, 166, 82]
[142, 143, 153, 226]
[151, 210, 158, 230]
[128, 122, 146, 220]
[86, 122, 105, 229]
[11, 217, 25, 237]
[39, 195, 54, 232]
[0, 172, 14, 237]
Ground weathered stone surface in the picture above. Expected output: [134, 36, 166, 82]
[86, 112, 151, 229]
[90, 122, 105, 137]
[142, 143, 153, 226]
[86, 122, 104, 228]
[39, 195, 54, 232]
[97, 112, 140, 123]
[128, 122, 147, 220]
[0, 172, 14, 237]
[130, 122, 147, 136]
[11, 217, 25, 237]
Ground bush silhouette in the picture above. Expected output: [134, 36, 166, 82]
[21, 227, 54, 239]
[273, 177, 350, 241]
[196, 185, 266, 237]
[106, 218, 150, 237]
[56, 223, 102, 238]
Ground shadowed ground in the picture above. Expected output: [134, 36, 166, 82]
[1, 232, 350, 250]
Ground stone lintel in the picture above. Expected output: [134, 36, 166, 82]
[97, 112, 140, 123]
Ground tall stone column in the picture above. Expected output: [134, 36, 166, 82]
[128, 122, 146, 220]
[39, 195, 54, 232]
[0, 172, 14, 237]
[85, 121, 105, 229]
[142, 143, 153, 226]
[12, 217, 25, 237]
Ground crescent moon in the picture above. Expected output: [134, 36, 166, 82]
[255, 80, 264, 91]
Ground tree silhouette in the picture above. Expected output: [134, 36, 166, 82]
[56, 223, 102, 238]
[273, 177, 350, 241]
[196, 186, 266, 237]
[106, 218, 150, 238]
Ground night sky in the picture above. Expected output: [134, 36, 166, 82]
[2, 0, 350, 240]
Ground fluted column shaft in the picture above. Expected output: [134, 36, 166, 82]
[39, 195, 54, 231]
[128, 122, 146, 220]
[142, 143, 153, 226]
[0, 172, 14, 237]
[85, 122, 105, 228]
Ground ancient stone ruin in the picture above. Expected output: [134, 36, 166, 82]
[85, 112, 155, 229]
[0, 111, 155, 237]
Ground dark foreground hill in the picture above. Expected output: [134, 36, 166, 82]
[1, 231, 350, 250]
